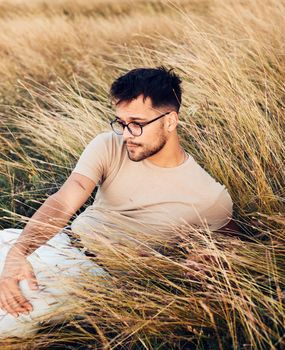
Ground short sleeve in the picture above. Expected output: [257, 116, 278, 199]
[199, 186, 233, 231]
[71, 132, 112, 185]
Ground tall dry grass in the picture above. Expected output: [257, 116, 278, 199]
[0, 0, 284, 349]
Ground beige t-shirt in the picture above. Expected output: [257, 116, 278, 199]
[70, 132, 233, 244]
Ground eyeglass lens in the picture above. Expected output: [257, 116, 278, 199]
[111, 121, 142, 136]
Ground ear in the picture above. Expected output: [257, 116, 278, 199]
[166, 112, 179, 132]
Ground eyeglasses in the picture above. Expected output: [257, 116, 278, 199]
[110, 111, 171, 137]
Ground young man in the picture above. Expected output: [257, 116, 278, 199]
[0, 67, 235, 323]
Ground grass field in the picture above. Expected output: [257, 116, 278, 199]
[0, 0, 284, 349]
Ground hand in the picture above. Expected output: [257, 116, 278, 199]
[0, 252, 39, 317]
[184, 253, 219, 280]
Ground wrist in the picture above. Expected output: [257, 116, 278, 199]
[8, 245, 27, 259]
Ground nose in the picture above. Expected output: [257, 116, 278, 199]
[122, 126, 134, 141]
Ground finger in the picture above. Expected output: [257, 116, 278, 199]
[13, 292, 33, 313]
[201, 254, 219, 265]
[0, 290, 4, 308]
[0, 293, 19, 317]
[185, 260, 202, 271]
[25, 270, 39, 291]
[3, 289, 31, 314]
[13, 287, 33, 311]
[3, 281, 33, 313]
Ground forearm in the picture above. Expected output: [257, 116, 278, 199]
[215, 219, 240, 235]
[8, 193, 74, 257]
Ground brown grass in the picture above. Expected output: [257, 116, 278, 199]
[0, 0, 284, 349]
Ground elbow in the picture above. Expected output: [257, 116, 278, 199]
[214, 219, 241, 235]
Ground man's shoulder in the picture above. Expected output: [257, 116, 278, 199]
[93, 130, 118, 141]
[89, 131, 124, 149]
[187, 155, 227, 192]
[72, 131, 125, 185]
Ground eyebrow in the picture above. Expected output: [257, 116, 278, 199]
[116, 116, 147, 122]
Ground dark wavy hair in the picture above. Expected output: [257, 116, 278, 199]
[109, 66, 182, 112]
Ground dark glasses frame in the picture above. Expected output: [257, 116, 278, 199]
[110, 111, 171, 136]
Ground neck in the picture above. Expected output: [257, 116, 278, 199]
[146, 134, 186, 168]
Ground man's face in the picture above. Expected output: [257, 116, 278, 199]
[114, 95, 169, 162]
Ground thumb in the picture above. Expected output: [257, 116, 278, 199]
[26, 269, 39, 291]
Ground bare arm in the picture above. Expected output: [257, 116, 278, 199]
[8, 172, 97, 258]
[214, 219, 241, 236]
[0, 172, 97, 317]
[184, 219, 241, 279]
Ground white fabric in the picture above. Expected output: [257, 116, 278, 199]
[0, 228, 108, 339]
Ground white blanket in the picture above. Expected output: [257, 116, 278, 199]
[0, 228, 108, 338]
